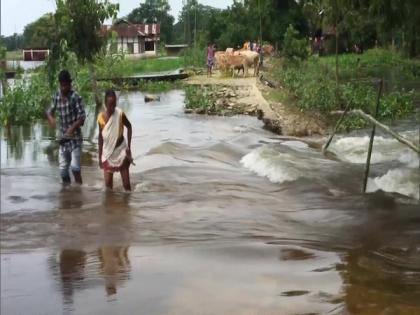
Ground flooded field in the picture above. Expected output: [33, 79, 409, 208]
[1, 90, 419, 315]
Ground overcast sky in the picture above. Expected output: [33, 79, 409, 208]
[1, 0, 232, 36]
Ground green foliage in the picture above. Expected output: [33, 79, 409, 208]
[0, 34, 24, 51]
[22, 13, 55, 48]
[303, 0, 419, 57]
[180, 46, 206, 69]
[184, 85, 213, 111]
[5, 50, 23, 61]
[0, 73, 51, 126]
[320, 49, 420, 81]
[173, 0, 307, 49]
[282, 25, 309, 61]
[271, 49, 417, 129]
[139, 80, 183, 93]
[0, 46, 6, 60]
[95, 55, 184, 78]
[54, 0, 119, 64]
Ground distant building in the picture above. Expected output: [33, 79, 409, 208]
[165, 44, 188, 57]
[22, 48, 49, 61]
[102, 20, 160, 58]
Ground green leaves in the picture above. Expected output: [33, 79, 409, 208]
[0, 74, 51, 127]
[54, 0, 119, 64]
[283, 25, 309, 62]
[272, 49, 416, 130]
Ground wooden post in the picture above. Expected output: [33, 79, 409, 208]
[362, 79, 383, 193]
[323, 102, 351, 154]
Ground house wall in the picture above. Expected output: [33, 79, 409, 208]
[113, 36, 158, 57]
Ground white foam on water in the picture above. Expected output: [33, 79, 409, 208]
[281, 141, 309, 150]
[329, 131, 419, 199]
[240, 147, 302, 184]
[329, 136, 419, 164]
[367, 168, 420, 200]
[233, 125, 248, 133]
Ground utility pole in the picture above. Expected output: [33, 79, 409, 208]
[183, 0, 186, 44]
[187, 0, 190, 45]
[194, 1, 197, 50]
[259, 0, 262, 44]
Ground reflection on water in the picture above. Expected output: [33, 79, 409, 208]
[98, 246, 130, 296]
[58, 249, 87, 305]
[1, 90, 419, 314]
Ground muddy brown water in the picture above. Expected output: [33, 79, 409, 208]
[1, 90, 419, 315]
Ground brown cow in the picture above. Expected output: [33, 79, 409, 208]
[214, 51, 227, 70]
[262, 44, 275, 56]
[237, 50, 260, 76]
[226, 54, 248, 77]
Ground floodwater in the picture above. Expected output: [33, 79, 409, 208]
[1, 90, 419, 315]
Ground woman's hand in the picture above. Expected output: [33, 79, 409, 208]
[126, 148, 132, 160]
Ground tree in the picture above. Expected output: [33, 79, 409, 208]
[126, 0, 174, 44]
[0, 34, 24, 51]
[54, 0, 119, 108]
[173, 0, 219, 46]
[368, 0, 420, 57]
[283, 24, 309, 61]
[23, 13, 56, 48]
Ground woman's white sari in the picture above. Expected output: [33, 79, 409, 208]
[101, 107, 127, 168]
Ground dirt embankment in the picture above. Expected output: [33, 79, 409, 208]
[185, 73, 326, 137]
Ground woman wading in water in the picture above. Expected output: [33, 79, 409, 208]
[98, 90, 133, 191]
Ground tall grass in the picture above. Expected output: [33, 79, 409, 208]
[95, 55, 184, 78]
[270, 49, 418, 130]
[180, 46, 206, 69]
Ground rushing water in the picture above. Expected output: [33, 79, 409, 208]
[1, 90, 419, 315]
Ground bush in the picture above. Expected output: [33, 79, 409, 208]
[271, 49, 416, 129]
[0, 73, 51, 126]
[282, 25, 309, 62]
[180, 46, 206, 69]
[184, 85, 213, 111]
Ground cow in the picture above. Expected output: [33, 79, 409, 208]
[237, 50, 260, 76]
[225, 54, 248, 77]
[262, 44, 275, 56]
[214, 51, 228, 71]
[225, 47, 234, 54]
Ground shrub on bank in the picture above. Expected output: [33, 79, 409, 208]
[282, 25, 309, 62]
[271, 49, 417, 129]
[0, 73, 50, 126]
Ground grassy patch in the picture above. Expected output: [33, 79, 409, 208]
[184, 85, 214, 113]
[138, 80, 184, 93]
[184, 85, 257, 116]
[5, 50, 23, 61]
[121, 57, 184, 75]
[96, 55, 184, 79]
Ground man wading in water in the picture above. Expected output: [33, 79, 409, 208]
[98, 89, 133, 191]
[47, 70, 86, 185]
